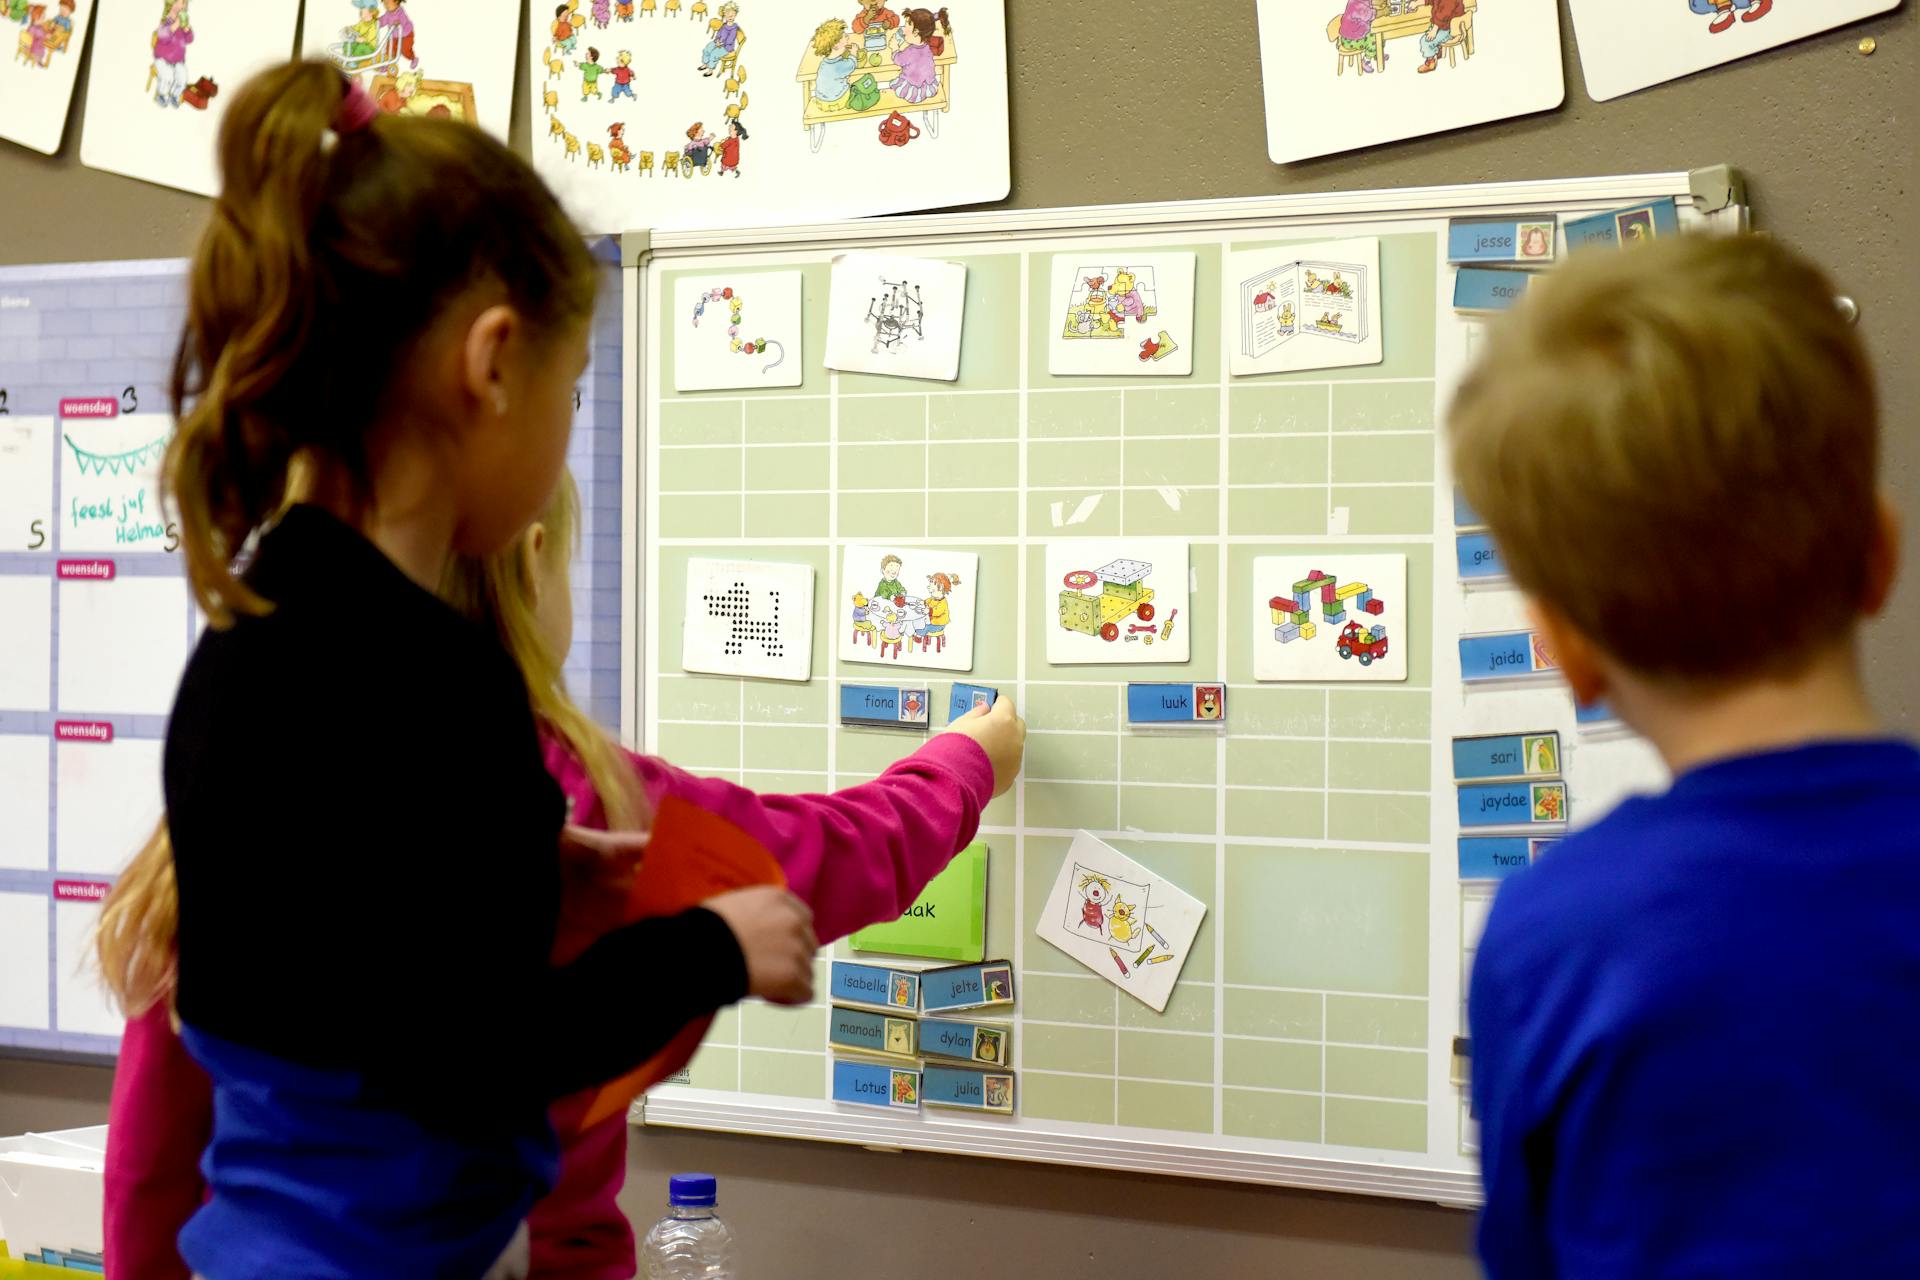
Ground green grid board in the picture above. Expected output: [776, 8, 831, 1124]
[639, 219, 1472, 1190]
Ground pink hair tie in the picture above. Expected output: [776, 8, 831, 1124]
[334, 80, 379, 135]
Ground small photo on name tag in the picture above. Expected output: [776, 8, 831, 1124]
[832, 1059, 921, 1110]
[922, 1065, 1015, 1115]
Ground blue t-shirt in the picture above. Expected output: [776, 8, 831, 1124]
[1469, 740, 1920, 1278]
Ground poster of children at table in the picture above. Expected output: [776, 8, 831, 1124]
[1567, 0, 1897, 102]
[524, 0, 1009, 235]
[0, 0, 96, 155]
[81, 0, 301, 196]
[298, 0, 519, 138]
[841, 545, 979, 673]
[1255, 0, 1564, 163]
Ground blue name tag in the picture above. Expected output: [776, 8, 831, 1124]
[922, 1064, 1016, 1114]
[920, 960, 1015, 1013]
[1453, 487, 1484, 529]
[1453, 267, 1533, 313]
[1459, 630, 1557, 683]
[1452, 732, 1561, 782]
[920, 1017, 1010, 1066]
[1458, 780, 1570, 829]
[1456, 533, 1507, 581]
[832, 1059, 921, 1110]
[841, 684, 930, 729]
[948, 683, 998, 722]
[1458, 836, 1534, 880]
[1126, 683, 1227, 725]
[828, 1006, 919, 1059]
[1575, 699, 1620, 727]
[1448, 217, 1557, 264]
[829, 961, 920, 1011]
[1566, 197, 1680, 254]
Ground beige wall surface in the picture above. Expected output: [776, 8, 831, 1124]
[0, 3, 1911, 1277]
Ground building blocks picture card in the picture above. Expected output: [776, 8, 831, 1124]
[1044, 539, 1191, 666]
[1035, 831, 1205, 1014]
[1568, 0, 1898, 102]
[0, 0, 97, 155]
[1252, 554, 1407, 683]
[298, 0, 519, 138]
[1046, 251, 1196, 377]
[1225, 238, 1383, 377]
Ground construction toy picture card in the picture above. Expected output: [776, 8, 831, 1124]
[680, 557, 814, 682]
[839, 545, 978, 672]
[299, 0, 519, 139]
[1253, 554, 1406, 683]
[1226, 237, 1383, 376]
[672, 271, 803, 392]
[1035, 831, 1206, 1013]
[81, 0, 303, 197]
[1046, 251, 1196, 377]
[824, 253, 967, 382]
[1045, 539, 1191, 666]
[0, 0, 96, 155]
[1567, 0, 1895, 102]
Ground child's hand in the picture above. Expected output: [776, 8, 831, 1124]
[946, 695, 1026, 798]
[703, 886, 817, 1005]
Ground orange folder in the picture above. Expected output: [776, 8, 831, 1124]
[575, 794, 786, 1131]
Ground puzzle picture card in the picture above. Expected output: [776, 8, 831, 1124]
[1036, 831, 1206, 1013]
[1255, 0, 1565, 164]
[839, 544, 978, 672]
[1226, 237, 1383, 377]
[824, 253, 967, 382]
[299, 0, 520, 139]
[672, 272, 804, 392]
[1046, 252, 1196, 377]
[1044, 539, 1191, 666]
[1252, 554, 1407, 683]
[0, 0, 97, 155]
[1568, 0, 1898, 102]
[681, 557, 814, 682]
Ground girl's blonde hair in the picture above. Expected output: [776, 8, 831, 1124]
[97, 475, 644, 1018]
[811, 17, 846, 55]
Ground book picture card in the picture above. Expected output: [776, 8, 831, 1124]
[0, 418, 56, 552]
[1226, 238, 1383, 376]
[1253, 555, 1406, 683]
[830, 960, 921, 1013]
[923, 1064, 1014, 1115]
[840, 545, 978, 672]
[1035, 831, 1206, 1013]
[851, 840, 987, 963]
[1458, 779, 1569, 830]
[57, 408, 174, 555]
[671, 272, 803, 392]
[833, 1058, 920, 1111]
[827, 1005, 920, 1065]
[299, 0, 518, 138]
[82, 0, 303, 197]
[1255, 0, 1565, 164]
[1568, 0, 1898, 101]
[920, 1016, 1010, 1067]
[1045, 539, 1191, 666]
[0, 0, 96, 155]
[680, 557, 814, 682]
[920, 960, 1013, 1014]
[1046, 251, 1196, 377]
[824, 254, 967, 382]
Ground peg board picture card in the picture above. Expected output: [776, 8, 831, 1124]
[1035, 831, 1207, 1013]
[1567, 0, 1900, 101]
[839, 544, 979, 672]
[824, 253, 967, 382]
[0, 0, 97, 155]
[672, 271, 803, 391]
[299, 0, 520, 139]
[1044, 538, 1191, 666]
[1046, 251, 1197, 377]
[81, 0, 301, 196]
[1226, 236, 1384, 377]
[525, 0, 1010, 236]
[1256, 0, 1565, 164]
[1252, 554, 1408, 683]
[682, 556, 815, 682]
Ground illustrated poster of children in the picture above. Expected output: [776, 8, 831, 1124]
[299, 0, 517, 140]
[0, 0, 94, 154]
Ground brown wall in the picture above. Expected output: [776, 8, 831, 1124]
[1, 3, 1912, 1276]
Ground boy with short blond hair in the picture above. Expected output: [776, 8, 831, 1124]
[1451, 233, 1917, 1278]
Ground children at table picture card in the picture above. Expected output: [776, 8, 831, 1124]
[824, 252, 967, 381]
[1046, 252, 1196, 377]
[1252, 554, 1407, 683]
[672, 270, 803, 391]
[1036, 832, 1206, 1013]
[0, 0, 96, 155]
[840, 545, 979, 673]
[1045, 539, 1191, 666]
[81, 0, 301, 196]
[298, 0, 521, 140]
[1255, 0, 1564, 164]
[1566, 0, 1899, 101]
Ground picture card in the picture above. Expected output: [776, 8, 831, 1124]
[0, 0, 96, 155]
[851, 841, 987, 963]
[827, 1005, 920, 1064]
[1565, 198, 1682, 254]
[1568, 0, 1898, 102]
[82, 0, 303, 197]
[1458, 779, 1569, 830]
[1253, 555, 1407, 683]
[1126, 683, 1226, 726]
[946, 683, 997, 723]
[1045, 539, 1191, 666]
[920, 1016, 1009, 1067]
[829, 960, 920, 1012]
[680, 557, 813, 682]
[0, 418, 56, 552]
[839, 684, 930, 731]
[840, 545, 978, 672]
[1035, 831, 1206, 1013]
[923, 1064, 1014, 1115]
[824, 254, 967, 382]
[920, 960, 1012, 1014]
[1226, 237, 1383, 376]
[299, 0, 519, 138]
[1256, 0, 1565, 163]
[1451, 732, 1561, 783]
[832, 1058, 920, 1110]
[671, 272, 803, 392]
[1046, 251, 1196, 377]
[1458, 629, 1558, 685]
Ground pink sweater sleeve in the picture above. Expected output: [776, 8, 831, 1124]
[105, 1003, 211, 1280]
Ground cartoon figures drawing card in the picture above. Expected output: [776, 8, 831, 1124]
[672, 270, 803, 391]
[1045, 539, 1191, 666]
[1227, 237, 1384, 376]
[1046, 252, 1196, 377]
[824, 253, 967, 382]
[81, 0, 301, 196]
[840, 545, 979, 673]
[299, 0, 519, 138]
[1255, 0, 1564, 164]
[1035, 831, 1206, 1013]
[1568, 0, 1897, 101]
[1252, 554, 1408, 683]
[0, 0, 96, 155]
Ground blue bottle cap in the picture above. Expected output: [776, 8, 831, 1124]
[669, 1173, 718, 1207]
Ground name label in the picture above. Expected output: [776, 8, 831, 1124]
[1451, 732, 1561, 783]
[1457, 836, 1534, 880]
[947, 683, 998, 723]
[829, 961, 920, 1011]
[1126, 682, 1227, 725]
[828, 1005, 920, 1061]
[920, 960, 1014, 1014]
[922, 1065, 1015, 1115]
[1457, 780, 1570, 829]
[1458, 630, 1557, 684]
[1447, 217, 1557, 264]
[919, 1017, 1010, 1066]
[1452, 487, 1484, 530]
[832, 1059, 921, 1110]
[1453, 266, 1535, 314]
[840, 684, 930, 730]
[54, 720, 113, 743]
[1455, 532, 1507, 581]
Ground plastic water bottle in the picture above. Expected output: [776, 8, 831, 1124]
[640, 1173, 738, 1279]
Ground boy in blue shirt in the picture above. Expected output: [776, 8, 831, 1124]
[1449, 234, 1917, 1277]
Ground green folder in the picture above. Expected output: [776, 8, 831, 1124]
[851, 842, 987, 963]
